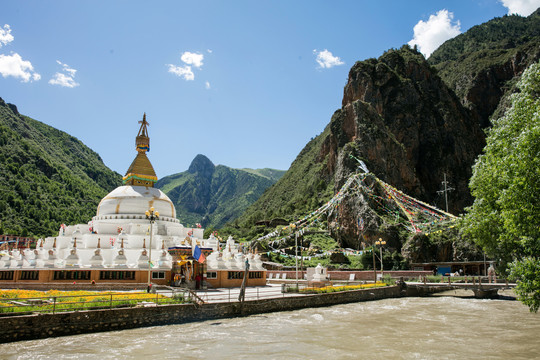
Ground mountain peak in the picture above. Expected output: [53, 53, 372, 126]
[188, 154, 215, 176]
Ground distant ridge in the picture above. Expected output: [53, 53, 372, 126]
[156, 154, 285, 229]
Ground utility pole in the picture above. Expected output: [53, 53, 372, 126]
[437, 173, 454, 213]
[372, 243, 377, 283]
[295, 231, 298, 290]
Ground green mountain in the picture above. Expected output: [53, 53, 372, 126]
[156, 154, 285, 229]
[0, 98, 122, 237]
[429, 8, 540, 127]
[234, 10, 540, 259]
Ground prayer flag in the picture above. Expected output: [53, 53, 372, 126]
[194, 245, 206, 263]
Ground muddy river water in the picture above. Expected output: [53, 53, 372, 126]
[1, 290, 539, 359]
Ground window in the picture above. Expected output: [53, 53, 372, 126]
[53, 271, 91, 280]
[227, 271, 243, 279]
[248, 271, 263, 279]
[206, 271, 217, 279]
[152, 271, 165, 279]
[19, 271, 40, 280]
[99, 271, 135, 280]
[0, 271, 14, 280]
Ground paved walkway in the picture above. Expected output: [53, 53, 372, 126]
[190, 283, 310, 303]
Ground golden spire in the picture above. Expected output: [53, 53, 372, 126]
[136, 113, 150, 153]
[123, 113, 158, 187]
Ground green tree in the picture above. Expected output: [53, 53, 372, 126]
[508, 257, 540, 313]
[464, 61, 540, 311]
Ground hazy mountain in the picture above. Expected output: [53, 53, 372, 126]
[156, 154, 285, 229]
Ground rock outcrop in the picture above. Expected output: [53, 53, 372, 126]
[320, 47, 485, 248]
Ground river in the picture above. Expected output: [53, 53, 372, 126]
[1, 290, 538, 359]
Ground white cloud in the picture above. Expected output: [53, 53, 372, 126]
[205, 81, 211, 89]
[49, 60, 79, 88]
[0, 53, 41, 82]
[408, 9, 461, 58]
[500, 0, 540, 16]
[181, 51, 204, 68]
[0, 24, 14, 48]
[313, 49, 344, 69]
[167, 64, 194, 80]
[207, 49, 213, 54]
[168, 50, 207, 81]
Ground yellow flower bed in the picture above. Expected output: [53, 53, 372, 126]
[0, 289, 182, 313]
[0, 289, 164, 302]
[300, 282, 387, 294]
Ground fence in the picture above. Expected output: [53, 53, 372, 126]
[193, 285, 289, 303]
[0, 289, 190, 315]
[0, 286, 297, 315]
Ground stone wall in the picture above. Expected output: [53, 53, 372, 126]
[0, 286, 401, 343]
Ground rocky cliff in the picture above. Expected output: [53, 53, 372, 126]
[238, 11, 539, 257]
[322, 46, 485, 248]
[239, 46, 486, 251]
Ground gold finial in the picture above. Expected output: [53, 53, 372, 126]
[136, 113, 150, 153]
[97, 238, 101, 248]
[123, 113, 157, 187]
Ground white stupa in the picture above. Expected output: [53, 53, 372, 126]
[34, 114, 217, 269]
[1, 114, 264, 287]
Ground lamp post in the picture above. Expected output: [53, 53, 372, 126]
[145, 207, 159, 292]
[375, 238, 386, 280]
[290, 224, 298, 290]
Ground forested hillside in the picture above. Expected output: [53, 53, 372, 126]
[0, 98, 121, 237]
[429, 8, 540, 127]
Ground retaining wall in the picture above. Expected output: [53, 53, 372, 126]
[0, 286, 401, 343]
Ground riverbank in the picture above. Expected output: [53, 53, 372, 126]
[3, 294, 537, 359]
[0, 284, 402, 343]
[0, 281, 517, 344]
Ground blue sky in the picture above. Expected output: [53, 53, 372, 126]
[1, 0, 538, 178]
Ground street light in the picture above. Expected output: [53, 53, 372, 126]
[290, 223, 298, 290]
[375, 238, 386, 279]
[145, 207, 159, 292]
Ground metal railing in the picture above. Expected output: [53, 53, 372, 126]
[0, 289, 190, 315]
[192, 285, 293, 303]
[0, 284, 327, 315]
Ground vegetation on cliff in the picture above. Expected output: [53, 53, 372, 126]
[429, 9, 540, 127]
[233, 46, 483, 261]
[463, 61, 540, 312]
[0, 98, 121, 237]
[228, 12, 539, 270]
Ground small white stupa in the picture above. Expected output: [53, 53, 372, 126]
[205, 235, 264, 272]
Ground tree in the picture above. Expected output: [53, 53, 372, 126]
[464, 61, 540, 311]
[508, 257, 540, 313]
